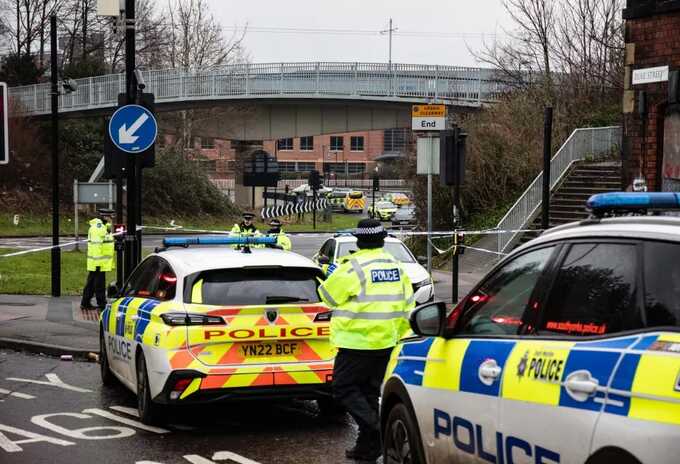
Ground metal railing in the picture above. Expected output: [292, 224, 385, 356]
[495, 126, 622, 254]
[210, 178, 406, 191]
[8, 62, 510, 116]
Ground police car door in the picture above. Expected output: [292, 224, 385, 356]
[426, 245, 556, 464]
[109, 257, 162, 382]
[500, 241, 642, 464]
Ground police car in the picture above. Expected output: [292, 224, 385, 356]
[314, 234, 434, 304]
[99, 236, 336, 424]
[381, 193, 680, 464]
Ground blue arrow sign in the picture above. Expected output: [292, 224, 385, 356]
[108, 104, 158, 154]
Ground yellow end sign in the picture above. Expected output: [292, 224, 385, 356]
[412, 105, 447, 118]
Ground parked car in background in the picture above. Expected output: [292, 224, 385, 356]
[391, 205, 416, 227]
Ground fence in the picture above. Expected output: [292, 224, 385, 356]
[495, 126, 622, 254]
[9, 62, 510, 116]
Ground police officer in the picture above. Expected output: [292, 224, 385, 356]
[231, 211, 259, 237]
[80, 208, 115, 310]
[317, 219, 415, 463]
[266, 218, 292, 251]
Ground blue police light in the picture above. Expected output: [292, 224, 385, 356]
[162, 236, 277, 247]
[587, 192, 680, 213]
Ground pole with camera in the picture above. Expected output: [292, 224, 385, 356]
[49, 15, 78, 297]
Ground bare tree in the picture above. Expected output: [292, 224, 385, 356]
[163, 0, 246, 70]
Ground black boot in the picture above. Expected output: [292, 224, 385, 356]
[345, 431, 368, 459]
[349, 431, 381, 462]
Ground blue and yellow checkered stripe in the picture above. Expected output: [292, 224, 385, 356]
[391, 332, 680, 427]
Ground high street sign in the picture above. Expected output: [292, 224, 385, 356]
[108, 104, 158, 154]
[412, 104, 447, 131]
[0, 82, 8, 165]
[632, 65, 669, 85]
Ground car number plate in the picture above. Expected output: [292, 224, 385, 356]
[240, 342, 300, 357]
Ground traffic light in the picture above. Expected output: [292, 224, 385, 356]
[0, 82, 8, 165]
[308, 169, 322, 190]
[372, 174, 380, 192]
[440, 126, 467, 186]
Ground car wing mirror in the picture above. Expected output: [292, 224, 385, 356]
[409, 301, 447, 337]
[317, 255, 330, 265]
[107, 283, 120, 299]
[416, 255, 427, 266]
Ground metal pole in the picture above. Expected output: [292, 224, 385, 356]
[135, 157, 142, 262]
[313, 188, 317, 230]
[452, 183, 460, 304]
[427, 172, 432, 275]
[50, 15, 61, 297]
[388, 18, 393, 69]
[124, 0, 137, 277]
[541, 106, 553, 231]
[116, 174, 124, 286]
[74, 180, 79, 252]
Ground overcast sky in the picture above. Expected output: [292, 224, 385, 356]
[206, 0, 512, 66]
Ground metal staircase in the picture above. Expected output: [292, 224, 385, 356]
[517, 162, 622, 245]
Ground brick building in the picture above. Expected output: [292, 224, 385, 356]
[623, 0, 680, 191]
[159, 128, 413, 182]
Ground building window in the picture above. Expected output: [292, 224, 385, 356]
[350, 136, 364, 151]
[277, 138, 294, 151]
[201, 137, 215, 149]
[279, 162, 296, 173]
[296, 162, 315, 172]
[323, 162, 366, 174]
[300, 136, 314, 151]
[384, 128, 409, 153]
[330, 136, 344, 151]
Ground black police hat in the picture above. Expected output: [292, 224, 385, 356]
[353, 218, 386, 249]
[269, 218, 282, 227]
[242, 211, 255, 220]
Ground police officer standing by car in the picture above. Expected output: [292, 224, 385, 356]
[317, 219, 415, 463]
[231, 211, 259, 237]
[266, 218, 292, 251]
[80, 208, 115, 310]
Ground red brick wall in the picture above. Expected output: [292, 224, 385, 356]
[623, 7, 680, 190]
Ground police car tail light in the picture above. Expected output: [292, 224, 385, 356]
[169, 378, 193, 400]
[161, 312, 225, 326]
[314, 311, 332, 322]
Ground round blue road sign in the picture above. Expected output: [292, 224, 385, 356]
[108, 104, 158, 154]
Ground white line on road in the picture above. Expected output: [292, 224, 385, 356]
[83, 408, 170, 434]
[0, 388, 35, 399]
[6, 373, 92, 393]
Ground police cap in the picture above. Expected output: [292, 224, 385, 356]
[353, 218, 386, 249]
[98, 208, 115, 217]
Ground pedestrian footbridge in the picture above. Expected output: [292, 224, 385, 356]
[9, 62, 510, 139]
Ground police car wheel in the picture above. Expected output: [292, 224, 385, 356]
[99, 331, 115, 386]
[136, 352, 161, 425]
[384, 403, 425, 464]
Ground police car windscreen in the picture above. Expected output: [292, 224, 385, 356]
[337, 242, 415, 263]
[192, 267, 321, 306]
[643, 241, 680, 327]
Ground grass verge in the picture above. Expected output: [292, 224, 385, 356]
[0, 248, 115, 295]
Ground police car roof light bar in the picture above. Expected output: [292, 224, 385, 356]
[587, 192, 680, 217]
[162, 236, 277, 248]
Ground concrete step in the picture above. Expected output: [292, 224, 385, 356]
[550, 205, 588, 214]
[562, 180, 621, 189]
[559, 187, 620, 195]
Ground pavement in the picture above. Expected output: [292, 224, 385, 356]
[0, 227, 498, 358]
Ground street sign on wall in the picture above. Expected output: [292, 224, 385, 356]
[416, 137, 440, 175]
[0, 82, 8, 165]
[632, 66, 669, 85]
[108, 104, 158, 154]
[412, 104, 447, 131]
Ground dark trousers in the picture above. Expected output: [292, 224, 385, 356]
[333, 347, 392, 441]
[81, 269, 106, 308]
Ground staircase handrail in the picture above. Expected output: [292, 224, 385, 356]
[495, 126, 622, 254]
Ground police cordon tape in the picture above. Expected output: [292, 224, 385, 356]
[0, 226, 541, 259]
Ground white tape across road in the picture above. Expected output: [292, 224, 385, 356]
[0, 226, 542, 259]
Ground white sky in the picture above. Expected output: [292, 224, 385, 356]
[206, 0, 512, 66]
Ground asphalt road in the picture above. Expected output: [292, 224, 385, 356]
[0, 350, 359, 464]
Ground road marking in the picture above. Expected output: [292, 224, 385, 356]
[31, 412, 136, 440]
[212, 451, 262, 464]
[7, 373, 92, 393]
[0, 423, 75, 453]
[0, 388, 35, 399]
[109, 405, 140, 417]
[83, 408, 169, 434]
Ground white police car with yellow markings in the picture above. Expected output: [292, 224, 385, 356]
[99, 236, 337, 424]
[380, 193, 680, 464]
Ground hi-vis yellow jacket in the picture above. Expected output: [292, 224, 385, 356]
[87, 219, 114, 272]
[318, 247, 415, 350]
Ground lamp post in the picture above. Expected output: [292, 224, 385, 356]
[50, 15, 60, 297]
